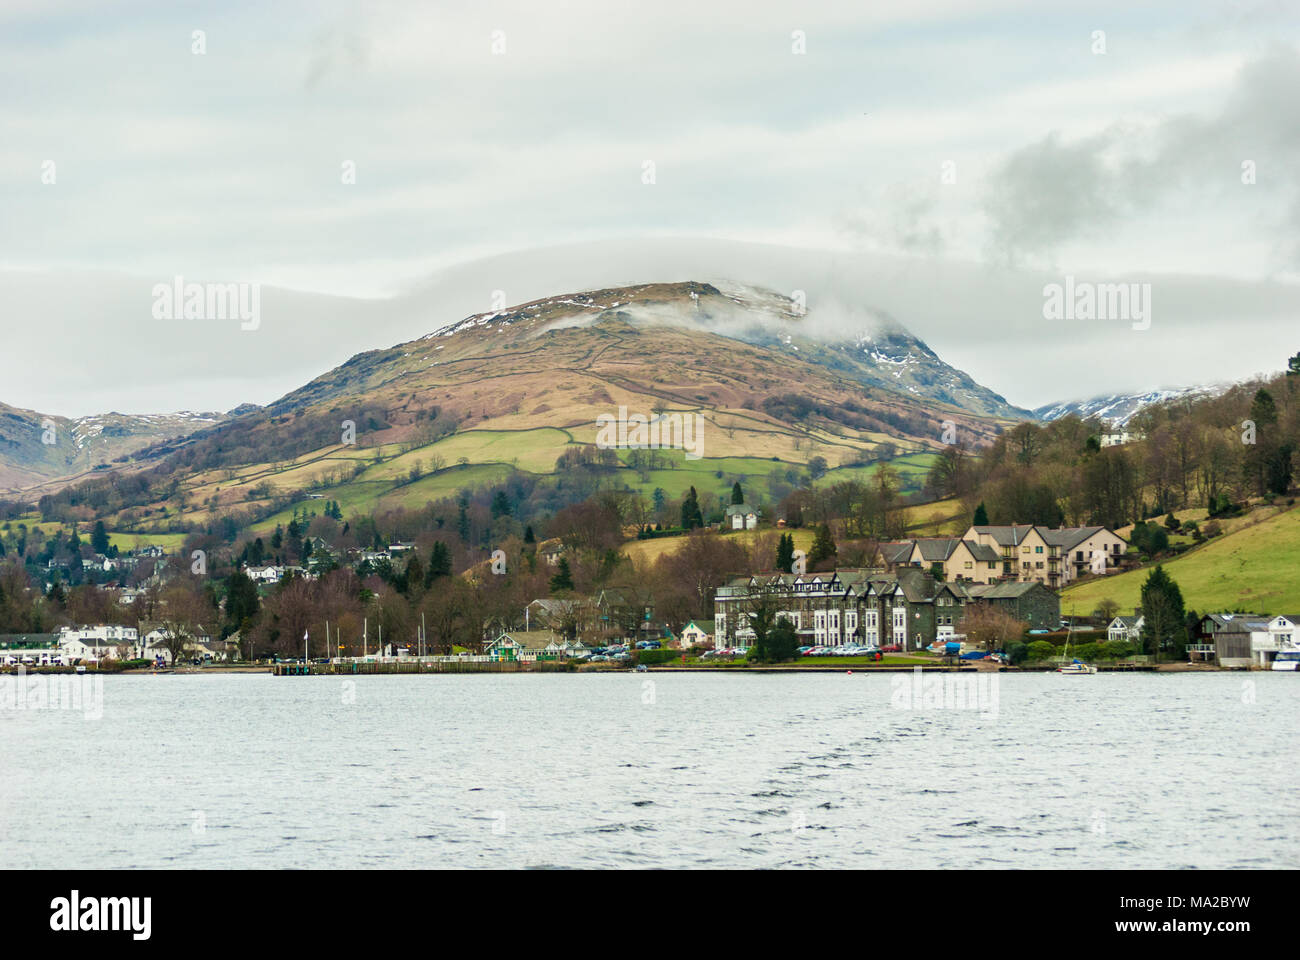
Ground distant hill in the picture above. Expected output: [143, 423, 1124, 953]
[0, 404, 226, 494]
[1033, 385, 1223, 428]
[26, 281, 1029, 530]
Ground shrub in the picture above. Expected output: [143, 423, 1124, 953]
[1026, 640, 1055, 661]
[1071, 642, 1099, 661]
[1006, 641, 1028, 666]
[1102, 640, 1134, 659]
[636, 649, 681, 665]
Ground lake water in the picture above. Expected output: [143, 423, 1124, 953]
[1, 671, 1296, 869]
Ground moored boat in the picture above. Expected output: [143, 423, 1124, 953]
[1271, 650, 1300, 672]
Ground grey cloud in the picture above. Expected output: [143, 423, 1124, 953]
[983, 48, 1300, 267]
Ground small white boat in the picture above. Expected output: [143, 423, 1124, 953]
[1057, 659, 1096, 675]
[75, 664, 86, 674]
[1271, 650, 1300, 672]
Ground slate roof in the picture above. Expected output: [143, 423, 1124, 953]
[969, 524, 1037, 546]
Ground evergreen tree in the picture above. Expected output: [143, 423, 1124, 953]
[808, 523, 837, 568]
[972, 502, 989, 526]
[764, 618, 800, 662]
[776, 532, 795, 573]
[457, 497, 471, 543]
[523, 525, 535, 545]
[680, 486, 704, 530]
[91, 521, 110, 555]
[403, 554, 424, 594]
[1244, 388, 1280, 496]
[731, 482, 745, 504]
[490, 490, 511, 518]
[549, 556, 574, 593]
[1139, 565, 1186, 662]
[425, 541, 452, 587]
[223, 569, 261, 636]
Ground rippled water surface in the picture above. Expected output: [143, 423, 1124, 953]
[2, 671, 1296, 868]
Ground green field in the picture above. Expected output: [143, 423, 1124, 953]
[618, 448, 936, 502]
[1061, 506, 1300, 617]
[214, 424, 937, 536]
[108, 531, 188, 551]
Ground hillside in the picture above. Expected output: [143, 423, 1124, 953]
[1033, 386, 1221, 428]
[0, 404, 227, 493]
[33, 282, 1025, 532]
[1060, 505, 1300, 617]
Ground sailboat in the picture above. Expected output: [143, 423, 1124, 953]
[1056, 630, 1096, 674]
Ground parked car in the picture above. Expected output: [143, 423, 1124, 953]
[880, 643, 901, 653]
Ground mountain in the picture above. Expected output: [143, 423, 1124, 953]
[27, 281, 1028, 529]
[281, 280, 1028, 420]
[1033, 386, 1223, 429]
[0, 405, 227, 494]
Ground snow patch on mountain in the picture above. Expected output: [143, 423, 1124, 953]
[1034, 385, 1225, 427]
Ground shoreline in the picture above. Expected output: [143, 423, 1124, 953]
[9, 661, 1256, 676]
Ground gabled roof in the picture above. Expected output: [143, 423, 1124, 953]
[724, 503, 758, 516]
[963, 541, 1000, 563]
[914, 538, 960, 562]
[963, 581, 1044, 599]
[493, 630, 561, 650]
[969, 524, 1038, 546]
[1040, 526, 1113, 549]
[878, 542, 915, 564]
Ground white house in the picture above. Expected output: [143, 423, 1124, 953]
[483, 630, 560, 661]
[245, 565, 283, 584]
[678, 621, 711, 647]
[139, 623, 214, 664]
[1106, 615, 1143, 644]
[58, 625, 139, 661]
[725, 503, 760, 530]
[1269, 615, 1300, 650]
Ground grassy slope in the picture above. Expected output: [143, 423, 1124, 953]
[620, 526, 816, 566]
[1061, 505, 1300, 616]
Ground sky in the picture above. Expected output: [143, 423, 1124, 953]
[1, 0, 1298, 415]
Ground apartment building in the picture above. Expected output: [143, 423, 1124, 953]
[714, 567, 1059, 652]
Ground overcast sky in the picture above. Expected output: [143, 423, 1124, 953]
[2, 0, 1298, 416]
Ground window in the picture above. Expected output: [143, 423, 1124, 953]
[1035, 545, 1043, 553]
